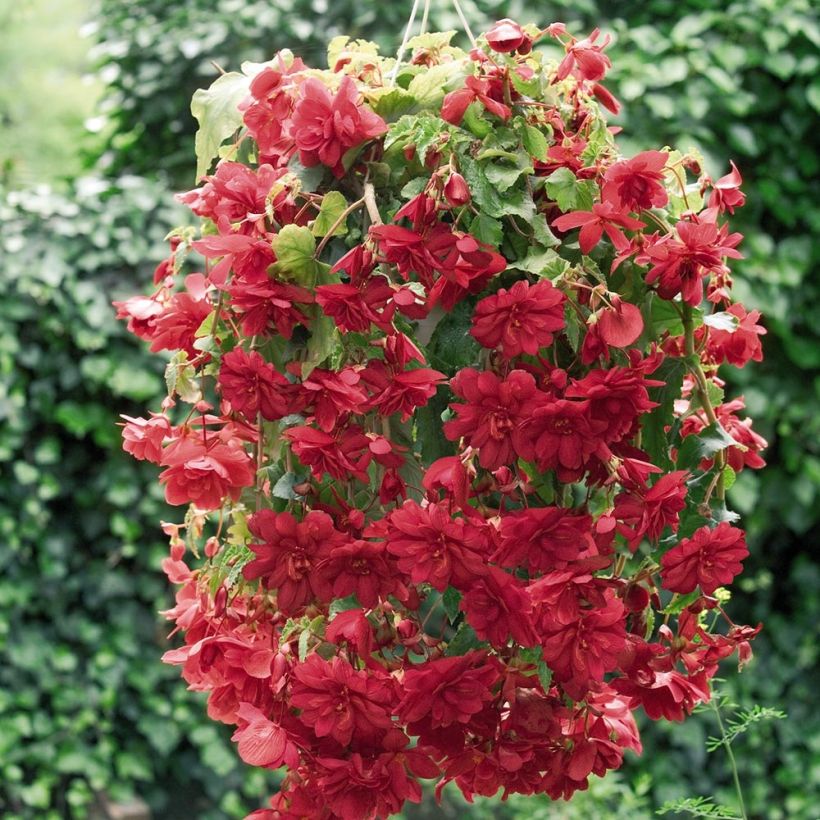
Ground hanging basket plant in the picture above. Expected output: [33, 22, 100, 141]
[116, 13, 767, 819]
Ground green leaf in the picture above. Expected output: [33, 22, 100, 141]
[677, 422, 737, 470]
[272, 472, 304, 500]
[657, 796, 741, 818]
[442, 587, 462, 623]
[545, 167, 597, 212]
[641, 357, 686, 470]
[483, 151, 533, 193]
[509, 245, 560, 276]
[522, 124, 550, 161]
[368, 87, 417, 120]
[271, 225, 319, 285]
[469, 213, 503, 247]
[406, 62, 464, 107]
[303, 314, 340, 377]
[531, 214, 561, 248]
[191, 72, 250, 180]
[444, 622, 484, 656]
[298, 628, 310, 662]
[311, 191, 349, 238]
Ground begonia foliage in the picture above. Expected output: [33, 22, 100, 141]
[118, 19, 766, 819]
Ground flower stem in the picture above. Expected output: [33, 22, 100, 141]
[712, 697, 749, 820]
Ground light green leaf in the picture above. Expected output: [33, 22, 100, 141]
[522, 124, 550, 161]
[545, 167, 597, 212]
[271, 225, 319, 285]
[303, 314, 340, 377]
[407, 62, 464, 107]
[311, 191, 349, 238]
[191, 72, 250, 181]
[510, 245, 560, 276]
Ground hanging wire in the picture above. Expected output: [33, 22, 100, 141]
[420, 0, 431, 36]
[388, 0, 422, 85]
[451, 0, 477, 48]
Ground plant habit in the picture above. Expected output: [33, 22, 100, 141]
[117, 17, 767, 819]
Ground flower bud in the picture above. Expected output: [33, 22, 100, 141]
[204, 536, 220, 558]
[486, 19, 528, 53]
[444, 172, 471, 207]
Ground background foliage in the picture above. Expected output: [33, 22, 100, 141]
[1, 0, 816, 817]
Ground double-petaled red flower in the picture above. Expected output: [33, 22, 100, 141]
[159, 436, 255, 510]
[395, 651, 500, 728]
[445, 368, 540, 471]
[602, 151, 668, 212]
[218, 347, 290, 420]
[382, 500, 489, 591]
[243, 509, 345, 613]
[494, 507, 595, 573]
[292, 75, 387, 176]
[660, 522, 749, 595]
[290, 654, 395, 745]
[471, 280, 566, 359]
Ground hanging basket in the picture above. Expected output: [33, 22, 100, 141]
[116, 14, 766, 819]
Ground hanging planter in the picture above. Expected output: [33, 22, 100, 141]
[116, 13, 767, 819]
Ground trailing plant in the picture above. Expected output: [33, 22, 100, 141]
[117, 16, 767, 819]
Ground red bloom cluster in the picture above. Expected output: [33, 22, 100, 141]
[118, 19, 764, 820]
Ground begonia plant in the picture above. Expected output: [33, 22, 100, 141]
[116, 16, 766, 819]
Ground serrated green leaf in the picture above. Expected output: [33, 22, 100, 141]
[510, 245, 560, 276]
[545, 167, 598, 212]
[678, 422, 737, 470]
[484, 150, 534, 193]
[191, 72, 250, 180]
[311, 191, 349, 238]
[407, 62, 463, 107]
[298, 629, 310, 662]
[368, 87, 418, 120]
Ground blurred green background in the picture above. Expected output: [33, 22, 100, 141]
[0, 0, 817, 817]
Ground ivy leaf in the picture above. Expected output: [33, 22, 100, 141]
[545, 167, 598, 212]
[311, 191, 349, 238]
[191, 72, 250, 180]
[522, 124, 550, 161]
[271, 225, 319, 285]
[677, 422, 737, 470]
